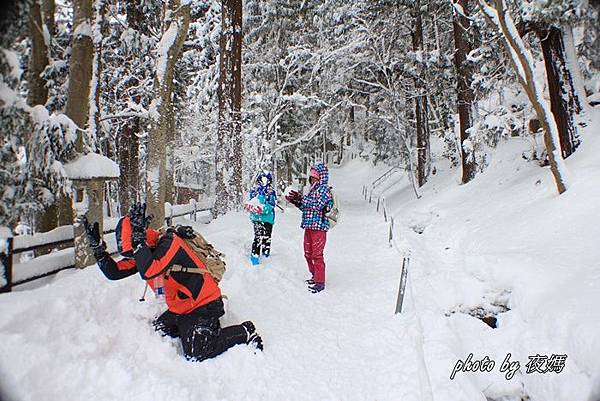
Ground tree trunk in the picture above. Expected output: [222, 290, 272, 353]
[477, 0, 569, 194]
[537, 25, 581, 159]
[30, 0, 56, 235]
[164, 97, 176, 205]
[322, 128, 327, 163]
[57, 193, 73, 226]
[286, 151, 292, 184]
[65, 0, 93, 149]
[42, 0, 55, 36]
[89, 0, 106, 151]
[452, 0, 476, 183]
[214, 0, 243, 216]
[145, 0, 190, 228]
[118, 120, 139, 213]
[60, 0, 95, 228]
[28, 0, 48, 108]
[126, 0, 143, 32]
[117, 0, 144, 214]
[412, 0, 431, 188]
[35, 204, 59, 234]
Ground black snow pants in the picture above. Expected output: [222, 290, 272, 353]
[153, 301, 251, 362]
[251, 221, 273, 257]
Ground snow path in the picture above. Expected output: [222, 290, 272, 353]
[0, 163, 430, 401]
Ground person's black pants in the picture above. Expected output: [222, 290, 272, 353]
[251, 221, 273, 257]
[153, 310, 250, 361]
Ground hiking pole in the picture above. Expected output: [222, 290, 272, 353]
[139, 283, 149, 302]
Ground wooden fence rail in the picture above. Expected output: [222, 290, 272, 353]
[0, 203, 211, 293]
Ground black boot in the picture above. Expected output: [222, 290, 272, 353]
[249, 333, 263, 351]
[241, 321, 263, 351]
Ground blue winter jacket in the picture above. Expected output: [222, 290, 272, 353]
[248, 172, 277, 225]
[294, 163, 333, 231]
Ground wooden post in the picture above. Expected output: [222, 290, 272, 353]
[377, 196, 380, 212]
[193, 200, 197, 222]
[395, 257, 410, 314]
[383, 202, 387, 222]
[389, 217, 394, 246]
[0, 237, 13, 293]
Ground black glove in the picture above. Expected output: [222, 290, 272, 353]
[82, 216, 107, 261]
[129, 202, 151, 249]
[285, 190, 301, 206]
[168, 225, 195, 239]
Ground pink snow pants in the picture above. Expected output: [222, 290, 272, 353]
[303, 229, 327, 284]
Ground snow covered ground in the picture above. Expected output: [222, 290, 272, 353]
[371, 108, 600, 401]
[0, 162, 430, 401]
[1, 110, 600, 401]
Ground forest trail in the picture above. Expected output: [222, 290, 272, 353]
[195, 162, 432, 400]
[0, 161, 432, 401]
[3, 150, 600, 401]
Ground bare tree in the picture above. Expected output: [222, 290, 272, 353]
[145, 0, 190, 227]
[214, 0, 243, 216]
[476, 0, 570, 194]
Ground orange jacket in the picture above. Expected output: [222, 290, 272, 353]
[133, 231, 222, 315]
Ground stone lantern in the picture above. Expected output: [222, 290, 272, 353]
[64, 153, 120, 268]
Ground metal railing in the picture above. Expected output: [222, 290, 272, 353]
[371, 166, 401, 189]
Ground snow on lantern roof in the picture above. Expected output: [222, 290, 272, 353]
[63, 153, 120, 180]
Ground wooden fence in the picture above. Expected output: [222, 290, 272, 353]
[0, 201, 211, 293]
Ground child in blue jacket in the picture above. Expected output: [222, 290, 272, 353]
[246, 171, 277, 265]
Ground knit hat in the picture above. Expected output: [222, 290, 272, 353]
[309, 168, 320, 180]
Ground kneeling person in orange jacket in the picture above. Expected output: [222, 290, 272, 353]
[83, 203, 262, 361]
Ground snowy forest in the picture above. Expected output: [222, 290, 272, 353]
[1, 0, 600, 400]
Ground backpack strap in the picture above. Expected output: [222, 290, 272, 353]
[165, 264, 228, 300]
[167, 264, 209, 275]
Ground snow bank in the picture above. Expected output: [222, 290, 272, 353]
[13, 225, 73, 251]
[63, 153, 120, 180]
[368, 108, 600, 401]
[0, 163, 430, 401]
[1, 110, 599, 401]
